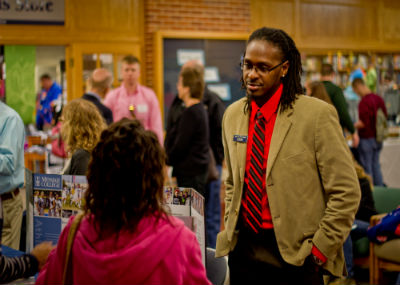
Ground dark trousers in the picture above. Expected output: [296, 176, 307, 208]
[229, 227, 323, 285]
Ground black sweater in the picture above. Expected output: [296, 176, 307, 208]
[165, 88, 225, 165]
[166, 103, 209, 176]
[64, 149, 90, 176]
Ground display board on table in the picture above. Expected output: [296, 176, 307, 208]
[25, 171, 87, 251]
[25, 171, 206, 266]
[163, 186, 206, 265]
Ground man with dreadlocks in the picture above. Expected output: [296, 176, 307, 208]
[215, 27, 360, 284]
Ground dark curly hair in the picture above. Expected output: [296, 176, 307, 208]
[242, 27, 303, 113]
[84, 118, 167, 237]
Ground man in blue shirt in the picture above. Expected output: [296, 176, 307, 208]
[0, 101, 25, 250]
[36, 74, 62, 130]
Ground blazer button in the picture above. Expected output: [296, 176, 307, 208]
[235, 209, 238, 215]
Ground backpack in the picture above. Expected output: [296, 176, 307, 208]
[376, 107, 388, 143]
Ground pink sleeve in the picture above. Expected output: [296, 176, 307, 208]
[148, 90, 164, 145]
[185, 234, 212, 285]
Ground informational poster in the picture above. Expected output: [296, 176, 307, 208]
[207, 83, 232, 101]
[177, 49, 205, 66]
[204, 66, 220, 83]
[163, 187, 206, 265]
[27, 173, 87, 247]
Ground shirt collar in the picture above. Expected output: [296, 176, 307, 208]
[86, 92, 102, 101]
[250, 84, 283, 122]
[122, 83, 140, 95]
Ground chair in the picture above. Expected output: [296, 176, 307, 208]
[206, 247, 229, 285]
[369, 214, 400, 285]
[353, 187, 400, 276]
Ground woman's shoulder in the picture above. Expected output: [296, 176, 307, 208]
[72, 149, 90, 158]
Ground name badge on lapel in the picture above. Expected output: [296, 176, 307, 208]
[233, 135, 248, 143]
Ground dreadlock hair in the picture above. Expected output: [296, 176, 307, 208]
[242, 27, 303, 113]
[85, 118, 167, 238]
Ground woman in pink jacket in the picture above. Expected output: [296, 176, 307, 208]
[36, 119, 210, 285]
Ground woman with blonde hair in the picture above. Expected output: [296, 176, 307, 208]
[61, 98, 106, 175]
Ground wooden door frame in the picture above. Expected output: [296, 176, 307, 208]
[68, 43, 142, 101]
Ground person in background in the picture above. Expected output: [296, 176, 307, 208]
[165, 65, 210, 197]
[165, 60, 225, 249]
[0, 199, 54, 284]
[352, 78, 387, 186]
[305, 81, 333, 105]
[321, 64, 360, 148]
[82, 68, 113, 125]
[104, 55, 163, 144]
[366, 62, 378, 93]
[382, 74, 400, 124]
[216, 27, 360, 284]
[0, 100, 25, 250]
[367, 206, 400, 285]
[61, 99, 106, 176]
[36, 119, 211, 285]
[36, 74, 62, 131]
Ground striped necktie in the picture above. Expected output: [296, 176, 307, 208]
[247, 111, 265, 233]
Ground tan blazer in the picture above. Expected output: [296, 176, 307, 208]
[215, 95, 361, 277]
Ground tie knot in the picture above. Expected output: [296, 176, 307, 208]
[256, 111, 263, 121]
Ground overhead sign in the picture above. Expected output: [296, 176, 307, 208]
[0, 0, 64, 25]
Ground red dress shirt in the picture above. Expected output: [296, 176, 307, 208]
[242, 84, 282, 230]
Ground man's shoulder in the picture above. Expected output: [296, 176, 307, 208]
[139, 84, 157, 97]
[225, 97, 246, 115]
[323, 81, 341, 93]
[52, 82, 62, 92]
[0, 102, 23, 123]
[82, 93, 99, 102]
[105, 86, 123, 100]
[292, 95, 333, 115]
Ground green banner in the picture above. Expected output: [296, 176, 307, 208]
[5, 45, 36, 124]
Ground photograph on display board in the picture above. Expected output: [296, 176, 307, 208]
[33, 190, 62, 217]
[28, 173, 88, 247]
[162, 186, 206, 265]
[61, 175, 87, 211]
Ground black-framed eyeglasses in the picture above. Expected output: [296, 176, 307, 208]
[241, 60, 287, 74]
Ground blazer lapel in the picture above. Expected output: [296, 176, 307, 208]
[266, 106, 293, 179]
[235, 102, 249, 183]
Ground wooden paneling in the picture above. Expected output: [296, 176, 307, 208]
[251, 0, 400, 52]
[0, 0, 143, 44]
[251, 0, 295, 37]
[71, 0, 143, 41]
[382, 7, 400, 42]
[300, 1, 378, 41]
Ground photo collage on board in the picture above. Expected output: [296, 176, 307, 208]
[32, 174, 88, 246]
